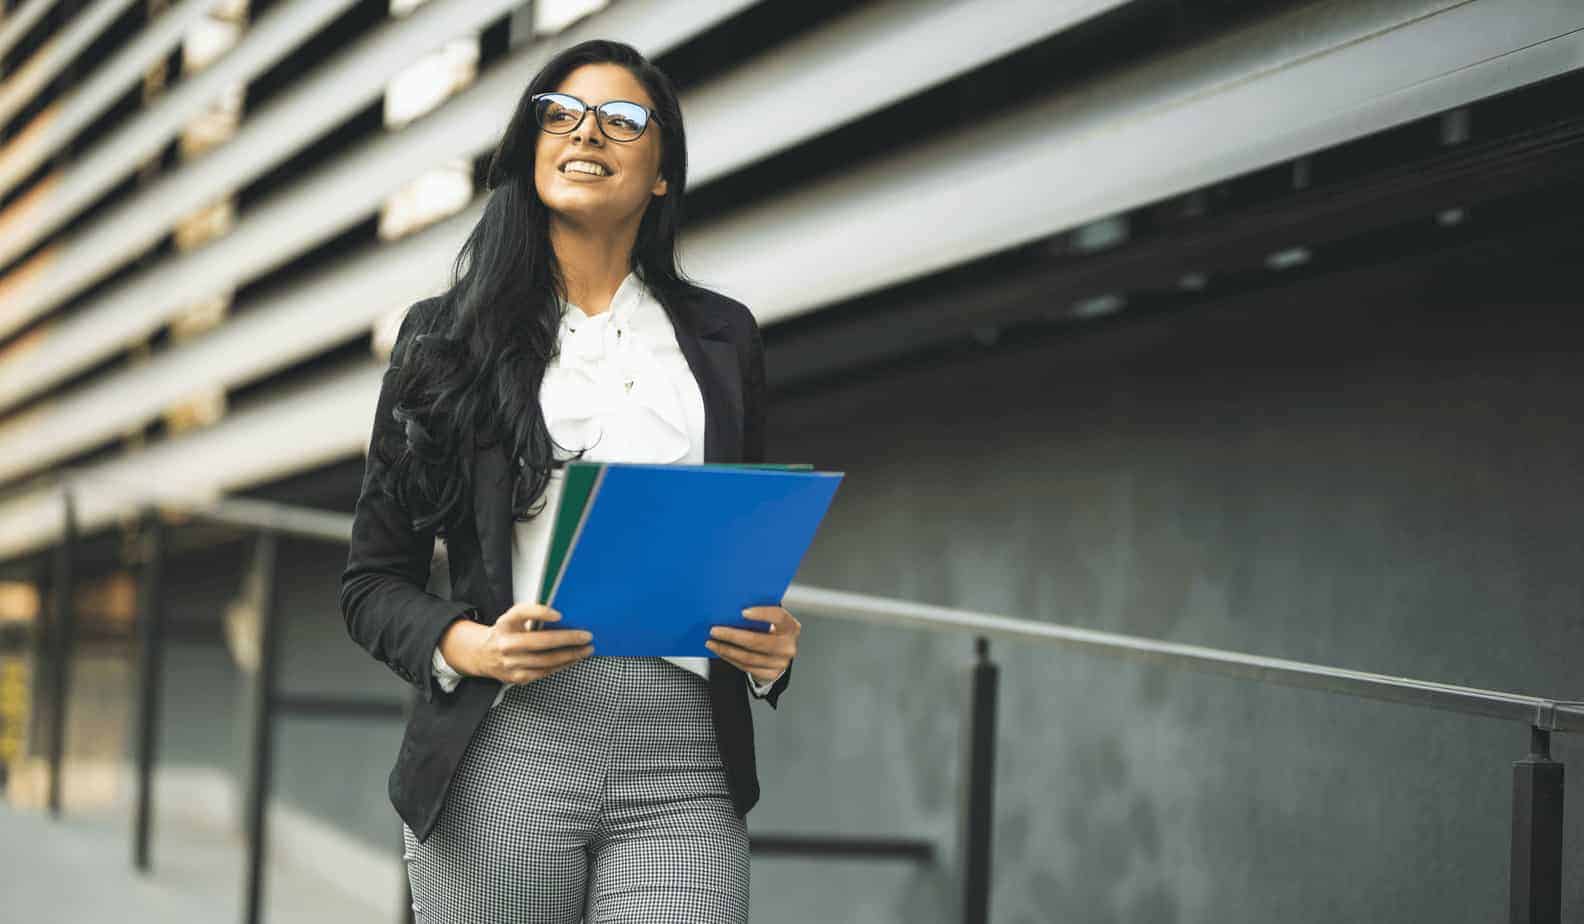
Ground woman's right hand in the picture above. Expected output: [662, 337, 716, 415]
[446, 603, 594, 685]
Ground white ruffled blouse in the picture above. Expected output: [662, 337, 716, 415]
[431, 271, 783, 708]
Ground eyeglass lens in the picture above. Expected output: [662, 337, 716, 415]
[534, 93, 650, 142]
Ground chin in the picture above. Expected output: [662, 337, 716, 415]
[543, 192, 643, 224]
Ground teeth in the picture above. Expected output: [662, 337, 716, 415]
[563, 161, 609, 176]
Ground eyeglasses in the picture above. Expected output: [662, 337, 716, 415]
[530, 92, 660, 143]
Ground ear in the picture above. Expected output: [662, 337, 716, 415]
[651, 175, 668, 197]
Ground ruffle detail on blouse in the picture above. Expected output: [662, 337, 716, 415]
[539, 277, 691, 466]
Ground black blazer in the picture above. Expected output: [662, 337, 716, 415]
[339, 285, 792, 845]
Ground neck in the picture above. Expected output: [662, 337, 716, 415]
[549, 215, 642, 317]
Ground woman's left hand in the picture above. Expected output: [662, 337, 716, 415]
[707, 606, 799, 685]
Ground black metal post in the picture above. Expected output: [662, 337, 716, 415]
[131, 509, 166, 872]
[962, 636, 999, 924]
[243, 530, 281, 924]
[1510, 725, 1563, 924]
[27, 560, 51, 792]
[46, 488, 78, 817]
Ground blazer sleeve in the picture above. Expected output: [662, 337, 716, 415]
[338, 298, 479, 704]
[736, 300, 793, 709]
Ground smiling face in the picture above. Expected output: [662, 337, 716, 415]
[532, 63, 669, 232]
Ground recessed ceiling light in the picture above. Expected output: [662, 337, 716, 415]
[1072, 293, 1125, 319]
[1265, 247, 1311, 270]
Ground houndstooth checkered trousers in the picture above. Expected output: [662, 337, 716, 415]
[400, 655, 750, 923]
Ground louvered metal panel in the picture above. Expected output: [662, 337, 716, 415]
[678, 0, 1584, 323]
[0, 0, 61, 63]
[0, 0, 358, 197]
[0, 0, 1120, 407]
[0, 201, 479, 483]
[0, 361, 385, 560]
[0, 0, 526, 294]
[683, 0, 1132, 185]
[0, 0, 143, 129]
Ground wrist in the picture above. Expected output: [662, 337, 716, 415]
[439, 617, 487, 677]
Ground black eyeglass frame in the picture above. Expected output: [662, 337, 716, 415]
[529, 92, 662, 143]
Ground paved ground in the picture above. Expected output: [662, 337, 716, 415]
[0, 801, 396, 923]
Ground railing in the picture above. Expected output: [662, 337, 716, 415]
[23, 486, 1578, 923]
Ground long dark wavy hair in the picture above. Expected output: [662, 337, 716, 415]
[373, 39, 695, 539]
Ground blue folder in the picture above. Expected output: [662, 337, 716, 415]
[545, 462, 844, 657]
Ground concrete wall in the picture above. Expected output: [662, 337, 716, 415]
[745, 245, 1584, 922]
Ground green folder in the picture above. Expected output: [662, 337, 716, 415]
[537, 461, 815, 603]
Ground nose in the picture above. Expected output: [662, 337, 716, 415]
[570, 108, 605, 145]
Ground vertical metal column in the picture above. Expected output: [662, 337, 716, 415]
[27, 559, 50, 796]
[243, 530, 281, 924]
[961, 636, 999, 924]
[1510, 725, 1563, 924]
[45, 488, 78, 817]
[131, 509, 167, 872]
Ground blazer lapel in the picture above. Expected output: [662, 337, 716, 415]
[670, 291, 743, 466]
[470, 288, 746, 623]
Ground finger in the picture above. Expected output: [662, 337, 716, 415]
[741, 606, 782, 625]
[505, 603, 560, 626]
[742, 606, 798, 635]
[506, 629, 593, 652]
[714, 647, 785, 683]
[511, 661, 566, 684]
[710, 647, 756, 677]
[497, 608, 533, 632]
[519, 644, 596, 681]
[709, 625, 794, 655]
[706, 638, 785, 671]
[512, 644, 595, 670]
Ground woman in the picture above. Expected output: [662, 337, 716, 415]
[339, 39, 799, 923]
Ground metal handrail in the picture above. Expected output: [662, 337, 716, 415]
[780, 586, 1584, 735]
